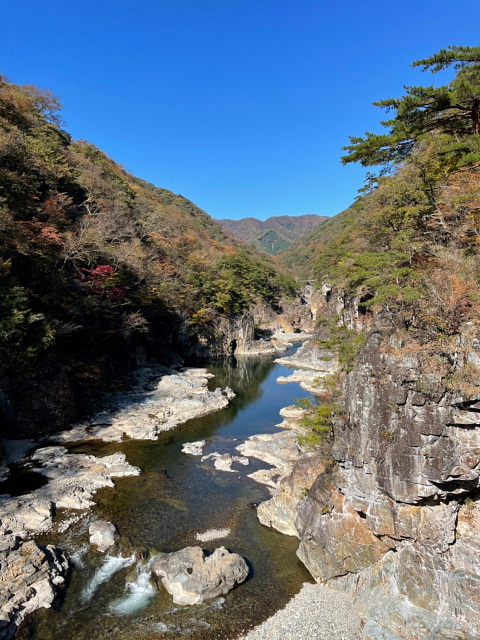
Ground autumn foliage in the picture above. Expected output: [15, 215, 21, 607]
[0, 77, 295, 396]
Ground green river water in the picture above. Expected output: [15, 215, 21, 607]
[20, 350, 313, 640]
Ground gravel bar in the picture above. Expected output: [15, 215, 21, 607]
[232, 582, 362, 640]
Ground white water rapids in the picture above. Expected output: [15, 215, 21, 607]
[110, 558, 157, 615]
[81, 554, 136, 603]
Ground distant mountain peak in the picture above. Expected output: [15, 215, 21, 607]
[217, 214, 328, 255]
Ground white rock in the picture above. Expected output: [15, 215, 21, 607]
[182, 440, 207, 456]
[201, 452, 249, 472]
[195, 528, 231, 542]
[151, 546, 248, 605]
[51, 366, 234, 443]
[89, 521, 117, 552]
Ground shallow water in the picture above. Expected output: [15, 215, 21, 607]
[22, 350, 314, 640]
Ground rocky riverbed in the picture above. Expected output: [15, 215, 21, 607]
[0, 362, 239, 640]
[0, 340, 365, 640]
[0, 447, 140, 640]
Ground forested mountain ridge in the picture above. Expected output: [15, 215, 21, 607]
[277, 206, 356, 279]
[218, 213, 328, 255]
[0, 77, 299, 436]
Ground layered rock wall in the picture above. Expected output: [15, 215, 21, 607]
[178, 294, 315, 359]
[294, 328, 480, 640]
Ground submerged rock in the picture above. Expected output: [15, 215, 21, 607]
[201, 452, 249, 473]
[195, 528, 231, 542]
[151, 546, 248, 605]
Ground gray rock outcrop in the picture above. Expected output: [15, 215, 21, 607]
[258, 454, 327, 537]
[237, 430, 302, 474]
[179, 295, 315, 359]
[54, 366, 233, 442]
[0, 449, 140, 539]
[151, 546, 249, 605]
[293, 329, 480, 640]
[0, 446, 140, 637]
[275, 339, 339, 372]
[0, 538, 68, 639]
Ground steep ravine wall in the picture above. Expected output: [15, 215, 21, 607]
[268, 290, 480, 640]
[0, 294, 315, 441]
[178, 295, 316, 359]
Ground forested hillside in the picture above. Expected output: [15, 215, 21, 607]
[218, 214, 327, 255]
[283, 45, 480, 330]
[278, 47, 480, 640]
[0, 77, 297, 435]
[278, 206, 357, 279]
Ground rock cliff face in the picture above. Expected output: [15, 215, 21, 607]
[255, 284, 480, 639]
[291, 324, 480, 640]
[178, 294, 315, 359]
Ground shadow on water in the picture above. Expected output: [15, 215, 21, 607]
[22, 347, 313, 640]
[0, 465, 49, 496]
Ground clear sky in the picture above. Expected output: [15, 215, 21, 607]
[1, 1, 479, 220]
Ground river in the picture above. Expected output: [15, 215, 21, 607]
[20, 349, 313, 640]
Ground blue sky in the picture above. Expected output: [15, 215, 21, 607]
[1, 1, 479, 220]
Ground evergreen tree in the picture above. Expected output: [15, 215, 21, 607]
[341, 46, 480, 170]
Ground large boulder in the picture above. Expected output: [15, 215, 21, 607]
[89, 521, 117, 552]
[151, 546, 248, 605]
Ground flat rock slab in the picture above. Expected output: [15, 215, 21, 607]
[277, 369, 329, 394]
[51, 366, 235, 443]
[279, 405, 306, 421]
[236, 431, 301, 473]
[151, 546, 248, 605]
[201, 452, 249, 473]
[275, 339, 338, 373]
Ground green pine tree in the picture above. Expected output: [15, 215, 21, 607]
[341, 46, 480, 170]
